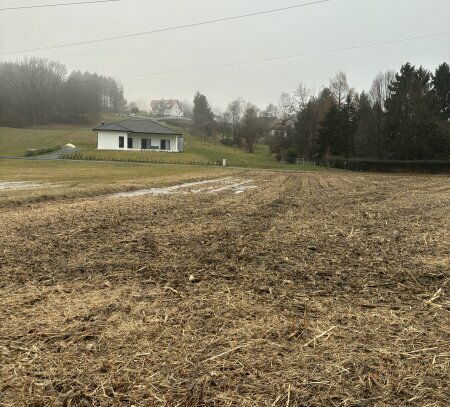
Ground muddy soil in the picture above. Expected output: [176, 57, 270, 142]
[0, 171, 449, 406]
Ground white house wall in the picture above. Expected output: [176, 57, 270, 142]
[97, 131, 181, 152]
[97, 131, 128, 150]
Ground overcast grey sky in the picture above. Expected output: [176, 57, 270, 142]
[0, 0, 449, 111]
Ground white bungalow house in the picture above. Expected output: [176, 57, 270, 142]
[94, 119, 184, 152]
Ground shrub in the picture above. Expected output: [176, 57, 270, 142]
[325, 157, 450, 173]
[220, 138, 234, 147]
[284, 149, 298, 164]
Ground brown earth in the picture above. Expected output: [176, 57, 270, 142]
[0, 171, 449, 406]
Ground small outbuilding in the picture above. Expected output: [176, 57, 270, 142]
[94, 119, 184, 152]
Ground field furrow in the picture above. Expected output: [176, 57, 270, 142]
[0, 171, 449, 406]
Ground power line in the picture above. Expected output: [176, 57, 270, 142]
[0, 0, 332, 56]
[0, 0, 120, 11]
[8, 32, 449, 89]
[116, 32, 450, 78]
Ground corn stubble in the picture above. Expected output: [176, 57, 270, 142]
[0, 171, 449, 406]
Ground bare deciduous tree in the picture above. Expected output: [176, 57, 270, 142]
[370, 70, 395, 111]
[218, 110, 232, 141]
[369, 70, 395, 158]
[291, 82, 315, 112]
[260, 103, 279, 138]
[0, 57, 126, 126]
[226, 97, 245, 143]
[278, 92, 294, 119]
[0, 57, 66, 125]
[329, 71, 350, 109]
[241, 103, 261, 153]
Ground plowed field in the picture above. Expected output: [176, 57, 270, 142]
[1, 171, 449, 406]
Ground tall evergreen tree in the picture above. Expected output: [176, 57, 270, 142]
[432, 62, 450, 121]
[295, 101, 317, 158]
[354, 92, 376, 157]
[341, 93, 359, 157]
[318, 104, 340, 157]
[193, 91, 215, 137]
[385, 63, 441, 159]
[294, 87, 334, 160]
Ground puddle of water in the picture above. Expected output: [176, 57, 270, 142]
[235, 185, 259, 194]
[113, 177, 258, 198]
[206, 180, 254, 194]
[0, 181, 46, 191]
[114, 177, 233, 197]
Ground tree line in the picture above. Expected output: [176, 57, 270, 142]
[192, 62, 449, 161]
[192, 92, 275, 153]
[1, 57, 448, 161]
[0, 57, 126, 126]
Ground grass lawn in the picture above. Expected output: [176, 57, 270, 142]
[0, 159, 233, 207]
[0, 114, 122, 156]
[0, 127, 95, 157]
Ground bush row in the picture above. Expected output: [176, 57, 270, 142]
[324, 157, 450, 173]
[62, 152, 223, 166]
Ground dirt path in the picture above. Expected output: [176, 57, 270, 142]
[0, 171, 449, 406]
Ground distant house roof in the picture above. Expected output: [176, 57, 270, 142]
[271, 118, 296, 131]
[93, 119, 182, 135]
[150, 99, 183, 110]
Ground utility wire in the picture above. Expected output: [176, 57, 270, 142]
[0, 0, 120, 11]
[118, 32, 450, 78]
[10, 32, 450, 89]
[0, 0, 332, 55]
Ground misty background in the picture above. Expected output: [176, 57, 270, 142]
[1, 0, 449, 111]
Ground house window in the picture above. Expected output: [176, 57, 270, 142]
[160, 140, 171, 150]
[141, 139, 152, 149]
[119, 136, 124, 148]
[127, 138, 133, 149]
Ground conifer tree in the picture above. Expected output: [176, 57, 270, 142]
[193, 91, 215, 137]
[385, 63, 440, 159]
[432, 63, 450, 121]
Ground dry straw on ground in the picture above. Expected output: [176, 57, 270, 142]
[1, 171, 449, 406]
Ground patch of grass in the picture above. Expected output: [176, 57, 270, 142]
[28, 114, 125, 131]
[0, 127, 96, 157]
[0, 114, 125, 156]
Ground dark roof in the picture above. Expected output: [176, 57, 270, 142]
[93, 119, 182, 135]
[150, 99, 182, 110]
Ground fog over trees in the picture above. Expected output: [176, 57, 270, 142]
[0, 57, 126, 126]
